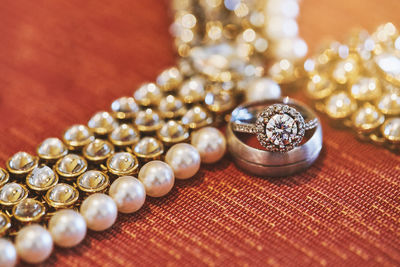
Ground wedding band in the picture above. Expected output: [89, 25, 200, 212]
[227, 97, 323, 177]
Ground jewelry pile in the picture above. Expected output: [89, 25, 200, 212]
[0, 0, 306, 265]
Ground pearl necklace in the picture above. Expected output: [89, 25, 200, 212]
[0, 0, 305, 265]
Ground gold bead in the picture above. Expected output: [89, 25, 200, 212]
[134, 108, 163, 133]
[12, 198, 46, 223]
[0, 211, 11, 237]
[350, 77, 381, 101]
[88, 111, 118, 136]
[63, 125, 95, 150]
[109, 124, 140, 147]
[381, 117, 400, 143]
[157, 120, 190, 145]
[352, 104, 385, 133]
[134, 83, 162, 107]
[181, 105, 213, 129]
[106, 152, 139, 176]
[377, 92, 400, 115]
[0, 183, 29, 207]
[159, 95, 187, 119]
[6, 152, 39, 177]
[55, 154, 88, 180]
[156, 67, 183, 92]
[77, 170, 110, 194]
[0, 168, 9, 188]
[306, 74, 335, 100]
[325, 92, 357, 119]
[45, 183, 79, 209]
[82, 139, 115, 163]
[133, 137, 164, 161]
[37, 138, 68, 162]
[26, 165, 59, 192]
[111, 97, 139, 120]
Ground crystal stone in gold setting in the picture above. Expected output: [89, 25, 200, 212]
[352, 104, 385, 133]
[111, 96, 139, 120]
[13, 198, 45, 223]
[45, 183, 79, 208]
[350, 77, 381, 101]
[133, 137, 164, 160]
[26, 165, 59, 192]
[83, 139, 114, 163]
[181, 106, 213, 129]
[55, 154, 88, 179]
[159, 95, 187, 119]
[205, 89, 235, 113]
[375, 53, 400, 85]
[157, 120, 189, 145]
[381, 118, 400, 143]
[156, 67, 183, 92]
[134, 83, 162, 107]
[306, 74, 335, 100]
[268, 59, 298, 84]
[377, 93, 400, 115]
[325, 92, 357, 119]
[0, 168, 9, 188]
[63, 125, 95, 149]
[135, 108, 163, 132]
[179, 77, 206, 104]
[0, 212, 11, 237]
[77, 170, 109, 193]
[6, 152, 39, 175]
[109, 124, 140, 147]
[0, 183, 28, 207]
[332, 56, 359, 85]
[88, 111, 118, 136]
[37, 137, 68, 161]
[106, 152, 139, 176]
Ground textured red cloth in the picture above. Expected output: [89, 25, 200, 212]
[0, 0, 399, 266]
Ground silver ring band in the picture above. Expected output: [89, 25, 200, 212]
[227, 98, 323, 177]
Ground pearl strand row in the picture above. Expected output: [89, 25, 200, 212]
[0, 127, 226, 266]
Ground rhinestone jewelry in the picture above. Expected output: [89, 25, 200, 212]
[134, 83, 162, 107]
[106, 152, 139, 176]
[133, 137, 164, 161]
[55, 154, 88, 180]
[0, 212, 11, 237]
[181, 105, 213, 130]
[111, 97, 139, 120]
[134, 108, 163, 133]
[0, 183, 29, 207]
[109, 124, 140, 147]
[0, 168, 10, 188]
[157, 120, 190, 146]
[82, 139, 115, 163]
[37, 138, 68, 162]
[159, 95, 187, 119]
[63, 125, 95, 150]
[77, 171, 110, 194]
[88, 111, 118, 136]
[12, 198, 46, 223]
[45, 183, 80, 209]
[6, 152, 39, 176]
[26, 165, 59, 192]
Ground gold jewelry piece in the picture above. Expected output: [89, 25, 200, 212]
[304, 23, 400, 150]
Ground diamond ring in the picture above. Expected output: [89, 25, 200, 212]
[231, 100, 319, 152]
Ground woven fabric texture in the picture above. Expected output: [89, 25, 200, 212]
[0, 0, 399, 266]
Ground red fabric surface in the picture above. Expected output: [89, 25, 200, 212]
[0, 0, 399, 266]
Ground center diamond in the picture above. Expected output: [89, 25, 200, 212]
[265, 114, 298, 146]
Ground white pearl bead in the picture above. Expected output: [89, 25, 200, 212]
[49, 209, 87, 248]
[265, 16, 298, 40]
[246, 78, 281, 102]
[165, 143, 201, 179]
[191, 127, 226, 164]
[15, 224, 53, 264]
[138, 161, 175, 197]
[273, 37, 308, 61]
[80, 193, 118, 231]
[109, 176, 146, 213]
[0, 239, 17, 267]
